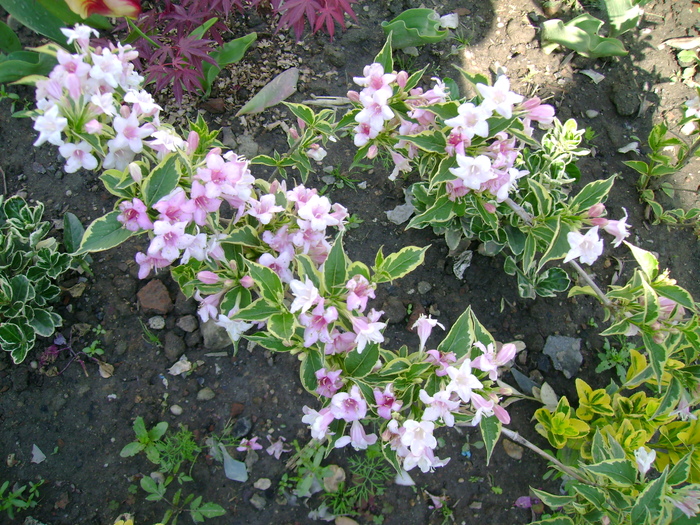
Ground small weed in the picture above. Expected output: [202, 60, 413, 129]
[595, 337, 631, 382]
[345, 213, 364, 231]
[584, 127, 598, 142]
[82, 340, 104, 358]
[157, 425, 201, 475]
[140, 319, 163, 348]
[0, 479, 43, 520]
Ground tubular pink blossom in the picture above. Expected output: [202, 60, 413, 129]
[65, 0, 141, 18]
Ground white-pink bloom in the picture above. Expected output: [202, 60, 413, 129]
[247, 194, 284, 225]
[335, 420, 378, 450]
[266, 436, 291, 459]
[89, 48, 124, 88]
[60, 24, 98, 49]
[373, 384, 402, 419]
[353, 62, 396, 103]
[425, 349, 457, 376]
[147, 128, 184, 159]
[306, 144, 327, 162]
[402, 447, 450, 473]
[563, 226, 604, 265]
[302, 406, 335, 441]
[194, 290, 223, 323]
[412, 314, 445, 352]
[33, 104, 67, 146]
[148, 220, 190, 261]
[400, 419, 437, 456]
[670, 487, 700, 518]
[449, 154, 495, 190]
[476, 75, 524, 119]
[315, 368, 343, 398]
[601, 209, 630, 248]
[112, 111, 154, 154]
[330, 385, 367, 421]
[258, 251, 293, 283]
[236, 437, 263, 452]
[419, 389, 459, 427]
[353, 122, 380, 147]
[389, 150, 411, 181]
[59, 141, 99, 173]
[297, 194, 339, 231]
[356, 89, 394, 130]
[124, 89, 161, 116]
[299, 299, 338, 347]
[179, 232, 208, 263]
[351, 308, 386, 354]
[117, 197, 153, 231]
[685, 95, 700, 119]
[444, 102, 490, 139]
[446, 359, 483, 403]
[289, 277, 320, 314]
[634, 447, 656, 476]
[345, 274, 376, 312]
[134, 251, 171, 279]
[472, 341, 516, 381]
[215, 309, 253, 342]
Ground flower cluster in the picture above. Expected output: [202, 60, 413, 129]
[348, 63, 555, 201]
[302, 315, 514, 474]
[564, 204, 630, 266]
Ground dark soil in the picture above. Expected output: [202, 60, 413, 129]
[1, 1, 699, 524]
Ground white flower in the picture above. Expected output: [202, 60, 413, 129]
[445, 359, 483, 403]
[215, 312, 253, 342]
[449, 154, 495, 190]
[634, 447, 656, 476]
[400, 419, 437, 456]
[444, 102, 490, 139]
[59, 141, 98, 173]
[563, 226, 604, 265]
[289, 277, 320, 313]
[33, 104, 67, 147]
[477, 75, 523, 119]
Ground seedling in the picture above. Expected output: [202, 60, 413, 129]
[140, 318, 163, 348]
[595, 337, 631, 382]
[0, 479, 43, 520]
[120, 416, 169, 464]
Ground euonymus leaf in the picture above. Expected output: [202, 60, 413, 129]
[236, 67, 299, 116]
[77, 211, 135, 254]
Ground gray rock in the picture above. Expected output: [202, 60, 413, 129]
[380, 296, 406, 325]
[197, 387, 216, 401]
[249, 493, 267, 510]
[185, 329, 203, 348]
[417, 281, 432, 294]
[510, 368, 539, 396]
[164, 332, 186, 361]
[237, 134, 259, 158]
[231, 416, 252, 438]
[177, 315, 198, 333]
[543, 335, 582, 379]
[174, 291, 197, 315]
[201, 319, 232, 350]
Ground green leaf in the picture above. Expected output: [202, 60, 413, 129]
[224, 224, 262, 248]
[344, 343, 379, 378]
[0, 20, 21, 53]
[541, 14, 628, 59]
[374, 245, 429, 282]
[323, 233, 347, 295]
[530, 488, 576, 510]
[667, 453, 692, 486]
[535, 267, 570, 297]
[0, 50, 56, 83]
[120, 441, 145, 458]
[381, 8, 448, 49]
[268, 312, 295, 342]
[585, 459, 637, 485]
[77, 211, 135, 254]
[201, 32, 256, 96]
[625, 242, 658, 280]
[653, 283, 695, 311]
[630, 469, 667, 524]
[245, 332, 292, 353]
[437, 307, 476, 359]
[0, 0, 69, 46]
[0, 321, 34, 364]
[140, 476, 159, 494]
[528, 517, 575, 525]
[232, 298, 279, 322]
[572, 484, 607, 510]
[373, 32, 393, 72]
[142, 155, 180, 207]
[195, 502, 226, 518]
[300, 347, 324, 393]
[479, 416, 501, 465]
[283, 102, 315, 126]
[27, 308, 61, 337]
[395, 131, 446, 153]
[246, 261, 284, 304]
[63, 212, 85, 254]
[149, 421, 169, 441]
[538, 219, 573, 270]
[406, 195, 457, 230]
[568, 176, 616, 213]
[236, 67, 299, 116]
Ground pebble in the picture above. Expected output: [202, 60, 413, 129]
[254, 478, 271, 490]
[177, 315, 198, 333]
[543, 335, 583, 379]
[170, 404, 183, 415]
[196, 387, 216, 401]
[137, 279, 174, 315]
[249, 493, 267, 510]
[148, 316, 165, 330]
[502, 439, 524, 460]
[417, 281, 432, 294]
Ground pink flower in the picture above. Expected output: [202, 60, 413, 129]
[258, 252, 293, 283]
[345, 274, 376, 313]
[563, 226, 604, 265]
[470, 392, 510, 426]
[412, 314, 445, 353]
[236, 437, 263, 451]
[239, 275, 254, 288]
[194, 290, 223, 323]
[335, 420, 378, 450]
[247, 194, 284, 225]
[389, 150, 411, 181]
[117, 197, 153, 231]
[134, 251, 170, 279]
[472, 341, 516, 381]
[315, 368, 343, 398]
[153, 187, 195, 224]
[111, 111, 154, 154]
[602, 209, 630, 248]
[297, 194, 340, 231]
[353, 122, 380, 147]
[300, 299, 338, 347]
[65, 0, 141, 18]
[189, 181, 222, 226]
[266, 436, 291, 460]
[521, 97, 555, 126]
[325, 329, 356, 355]
[587, 203, 606, 218]
[148, 220, 189, 261]
[373, 384, 402, 419]
[353, 63, 396, 103]
[449, 154, 495, 190]
[59, 141, 99, 173]
[425, 350, 456, 376]
[444, 102, 490, 139]
[197, 271, 219, 284]
[670, 487, 700, 518]
[330, 385, 367, 421]
[477, 75, 523, 119]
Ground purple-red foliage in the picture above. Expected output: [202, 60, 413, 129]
[123, 0, 356, 102]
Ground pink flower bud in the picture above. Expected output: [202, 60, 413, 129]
[483, 202, 497, 214]
[197, 271, 219, 284]
[347, 90, 361, 103]
[289, 127, 300, 140]
[120, 105, 130, 118]
[396, 71, 409, 88]
[84, 119, 102, 134]
[186, 131, 199, 155]
[590, 217, 609, 227]
[297, 117, 306, 131]
[240, 275, 254, 288]
[367, 145, 378, 159]
[588, 203, 606, 218]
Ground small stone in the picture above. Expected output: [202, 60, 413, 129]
[417, 281, 432, 294]
[177, 315, 198, 333]
[170, 404, 183, 415]
[335, 518, 360, 525]
[231, 416, 252, 438]
[254, 478, 272, 490]
[543, 335, 583, 379]
[230, 402, 245, 418]
[585, 110, 599, 118]
[380, 296, 406, 325]
[502, 439, 524, 460]
[164, 332, 186, 362]
[148, 316, 165, 330]
[249, 493, 267, 510]
[137, 280, 173, 315]
[196, 387, 216, 401]
[201, 318, 232, 350]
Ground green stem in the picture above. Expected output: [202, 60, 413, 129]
[568, 259, 613, 308]
[127, 18, 160, 49]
